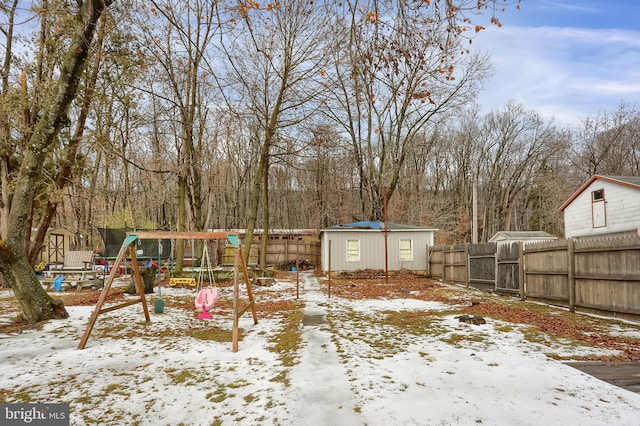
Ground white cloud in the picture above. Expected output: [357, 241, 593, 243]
[473, 24, 640, 126]
[540, 1, 601, 14]
[592, 81, 640, 95]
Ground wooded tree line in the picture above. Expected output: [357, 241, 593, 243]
[4, 0, 640, 250]
[1, 0, 639, 321]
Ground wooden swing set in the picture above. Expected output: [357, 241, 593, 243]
[77, 231, 258, 352]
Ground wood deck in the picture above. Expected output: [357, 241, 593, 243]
[564, 361, 640, 394]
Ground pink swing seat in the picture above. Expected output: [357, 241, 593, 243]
[195, 287, 219, 311]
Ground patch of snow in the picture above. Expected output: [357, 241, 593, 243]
[0, 273, 639, 425]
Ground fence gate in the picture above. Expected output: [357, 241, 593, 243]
[427, 245, 467, 284]
[468, 242, 497, 290]
[496, 242, 519, 293]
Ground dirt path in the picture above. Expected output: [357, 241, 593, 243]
[287, 272, 361, 425]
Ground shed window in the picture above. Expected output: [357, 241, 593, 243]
[592, 189, 604, 201]
[399, 239, 413, 261]
[346, 239, 360, 262]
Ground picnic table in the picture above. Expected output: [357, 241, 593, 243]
[42, 250, 99, 291]
[43, 270, 99, 291]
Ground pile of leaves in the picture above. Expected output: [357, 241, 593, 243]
[326, 271, 452, 303]
[57, 287, 127, 306]
[276, 260, 314, 271]
[463, 301, 640, 361]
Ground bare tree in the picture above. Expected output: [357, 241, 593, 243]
[321, 0, 502, 221]
[296, 125, 352, 228]
[570, 104, 640, 180]
[0, 0, 114, 322]
[0, 0, 20, 239]
[28, 25, 107, 264]
[218, 0, 331, 266]
[1, 0, 72, 259]
[477, 102, 561, 240]
[132, 0, 221, 269]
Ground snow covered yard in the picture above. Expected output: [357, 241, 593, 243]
[1, 272, 640, 426]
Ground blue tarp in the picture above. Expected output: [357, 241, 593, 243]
[326, 221, 432, 231]
[338, 221, 384, 229]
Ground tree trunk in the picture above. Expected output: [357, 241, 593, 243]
[175, 175, 187, 272]
[125, 265, 157, 294]
[243, 144, 266, 263]
[243, 97, 285, 263]
[0, 0, 113, 323]
[260, 159, 270, 269]
[0, 0, 18, 240]
[0, 241, 67, 321]
[29, 30, 104, 265]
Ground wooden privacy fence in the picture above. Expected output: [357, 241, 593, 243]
[497, 242, 520, 294]
[428, 235, 640, 317]
[523, 239, 570, 304]
[468, 242, 497, 291]
[574, 238, 640, 312]
[220, 240, 320, 266]
[263, 239, 321, 266]
[428, 244, 468, 285]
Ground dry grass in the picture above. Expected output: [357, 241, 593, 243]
[2, 272, 640, 361]
[322, 272, 640, 361]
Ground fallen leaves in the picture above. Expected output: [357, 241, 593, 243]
[326, 271, 443, 301]
[323, 272, 640, 361]
[462, 301, 640, 360]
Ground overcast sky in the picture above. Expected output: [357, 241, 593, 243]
[472, 0, 640, 127]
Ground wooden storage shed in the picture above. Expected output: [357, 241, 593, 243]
[320, 221, 438, 273]
[489, 231, 557, 246]
[38, 228, 73, 265]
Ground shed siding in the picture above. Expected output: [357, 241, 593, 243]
[321, 229, 434, 272]
[564, 179, 640, 238]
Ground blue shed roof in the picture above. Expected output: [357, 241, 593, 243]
[323, 221, 437, 231]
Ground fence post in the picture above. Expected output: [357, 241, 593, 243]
[285, 239, 289, 264]
[518, 241, 525, 301]
[567, 238, 575, 313]
[465, 243, 470, 288]
[442, 246, 447, 282]
[494, 244, 499, 291]
[492, 244, 497, 291]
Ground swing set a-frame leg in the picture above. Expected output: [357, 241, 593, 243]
[78, 237, 149, 349]
[232, 244, 258, 352]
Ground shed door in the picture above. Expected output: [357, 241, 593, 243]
[48, 233, 65, 263]
[592, 201, 606, 228]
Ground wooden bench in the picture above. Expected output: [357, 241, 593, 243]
[44, 251, 95, 278]
[168, 277, 197, 287]
[42, 250, 99, 291]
